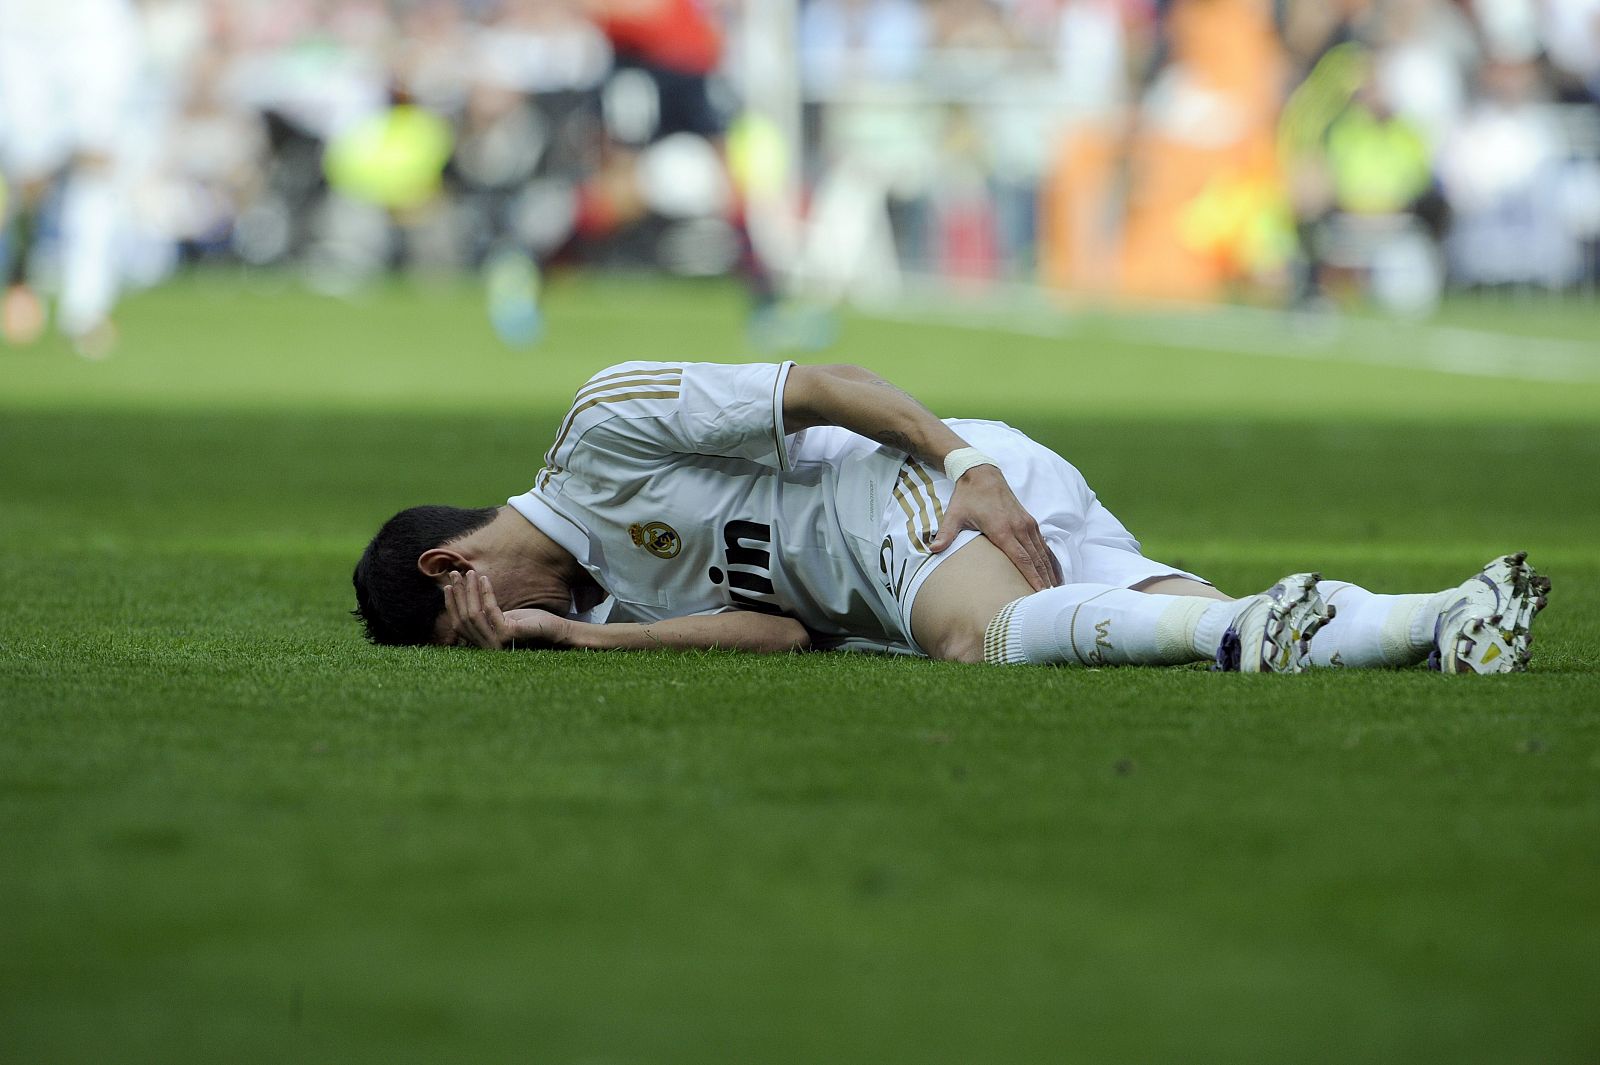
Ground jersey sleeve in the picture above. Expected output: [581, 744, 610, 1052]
[542, 360, 797, 474]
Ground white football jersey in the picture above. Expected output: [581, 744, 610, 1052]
[508, 360, 919, 651]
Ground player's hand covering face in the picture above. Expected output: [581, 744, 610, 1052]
[929, 465, 1061, 591]
[442, 570, 566, 649]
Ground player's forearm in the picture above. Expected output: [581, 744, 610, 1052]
[783, 364, 970, 465]
[562, 613, 812, 654]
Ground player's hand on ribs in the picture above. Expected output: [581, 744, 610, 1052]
[444, 570, 567, 649]
[783, 363, 1060, 592]
[930, 463, 1061, 591]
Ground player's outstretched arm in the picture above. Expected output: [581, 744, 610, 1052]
[445, 570, 809, 653]
[560, 612, 812, 654]
[782, 364, 1060, 590]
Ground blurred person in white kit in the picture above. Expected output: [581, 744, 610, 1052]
[0, 0, 139, 358]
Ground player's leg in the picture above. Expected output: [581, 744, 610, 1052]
[2, 176, 50, 345]
[58, 151, 121, 356]
[908, 536, 1035, 663]
[1310, 553, 1549, 673]
[1066, 474, 1551, 672]
[648, 65, 780, 311]
[0, 27, 56, 346]
[891, 423, 1325, 670]
[56, 14, 136, 358]
[1133, 575, 1233, 601]
[1305, 580, 1445, 668]
[910, 536, 1330, 672]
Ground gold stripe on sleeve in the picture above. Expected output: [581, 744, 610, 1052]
[542, 370, 683, 467]
[571, 368, 682, 408]
[542, 384, 681, 469]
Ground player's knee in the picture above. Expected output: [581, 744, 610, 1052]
[923, 620, 986, 664]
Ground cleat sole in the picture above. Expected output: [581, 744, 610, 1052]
[1436, 553, 1548, 674]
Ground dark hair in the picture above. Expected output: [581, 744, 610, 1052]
[352, 505, 500, 645]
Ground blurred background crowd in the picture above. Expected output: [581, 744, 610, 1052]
[3, 0, 1599, 355]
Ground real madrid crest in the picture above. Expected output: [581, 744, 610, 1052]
[628, 520, 681, 559]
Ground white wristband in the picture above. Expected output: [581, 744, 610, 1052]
[944, 447, 998, 484]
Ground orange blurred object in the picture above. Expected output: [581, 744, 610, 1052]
[1043, 0, 1288, 301]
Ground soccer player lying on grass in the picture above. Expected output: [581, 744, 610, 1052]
[353, 361, 1548, 673]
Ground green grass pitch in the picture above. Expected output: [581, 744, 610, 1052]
[3, 277, 1599, 1063]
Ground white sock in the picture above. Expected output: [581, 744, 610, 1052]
[1309, 581, 1452, 668]
[60, 170, 120, 337]
[983, 584, 1240, 666]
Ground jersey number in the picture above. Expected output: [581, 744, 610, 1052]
[879, 535, 910, 602]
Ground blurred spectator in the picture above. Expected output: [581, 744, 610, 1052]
[1299, 61, 1448, 313]
[1438, 56, 1589, 287]
[1374, 0, 1474, 148]
[1542, 0, 1600, 103]
[1114, 0, 1287, 299]
[152, 54, 269, 262]
[322, 89, 456, 277]
[6, 0, 1597, 340]
[800, 0, 930, 92]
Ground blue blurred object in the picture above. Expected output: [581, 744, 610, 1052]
[486, 249, 544, 348]
[747, 301, 838, 353]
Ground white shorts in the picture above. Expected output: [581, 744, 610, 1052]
[0, 12, 137, 179]
[876, 420, 1206, 653]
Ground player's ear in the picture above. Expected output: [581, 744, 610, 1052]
[417, 548, 469, 581]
